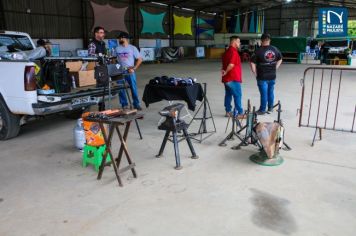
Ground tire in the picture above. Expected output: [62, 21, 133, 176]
[65, 109, 85, 119]
[0, 97, 21, 140]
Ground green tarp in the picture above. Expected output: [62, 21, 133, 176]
[271, 37, 307, 53]
[140, 9, 166, 35]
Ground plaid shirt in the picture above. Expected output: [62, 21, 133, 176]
[88, 42, 96, 56]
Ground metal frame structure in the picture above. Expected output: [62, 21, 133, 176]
[299, 67, 356, 146]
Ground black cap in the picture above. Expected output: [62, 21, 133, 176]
[37, 39, 46, 46]
[117, 32, 130, 39]
[261, 33, 271, 41]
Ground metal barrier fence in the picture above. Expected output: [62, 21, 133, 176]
[299, 66, 356, 146]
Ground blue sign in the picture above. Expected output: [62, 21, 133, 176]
[319, 8, 348, 37]
[108, 39, 118, 50]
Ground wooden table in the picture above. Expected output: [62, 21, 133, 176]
[84, 112, 144, 187]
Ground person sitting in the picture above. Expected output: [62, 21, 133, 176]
[27, 39, 49, 60]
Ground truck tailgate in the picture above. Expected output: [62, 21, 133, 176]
[32, 84, 127, 115]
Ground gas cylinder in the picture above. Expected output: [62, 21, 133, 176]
[73, 118, 86, 151]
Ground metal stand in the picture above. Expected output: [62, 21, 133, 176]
[231, 106, 262, 150]
[189, 83, 216, 143]
[219, 100, 251, 147]
[156, 121, 198, 170]
[274, 101, 292, 151]
[311, 127, 322, 147]
[231, 100, 292, 151]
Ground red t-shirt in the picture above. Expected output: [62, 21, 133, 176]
[222, 46, 242, 83]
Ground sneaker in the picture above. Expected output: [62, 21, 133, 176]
[256, 110, 266, 115]
[235, 114, 247, 119]
[225, 112, 232, 117]
[135, 106, 143, 111]
[122, 106, 129, 109]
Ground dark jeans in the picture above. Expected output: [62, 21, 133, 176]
[224, 81, 243, 115]
[257, 79, 275, 112]
[117, 72, 140, 108]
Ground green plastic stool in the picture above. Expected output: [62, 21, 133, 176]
[82, 144, 111, 172]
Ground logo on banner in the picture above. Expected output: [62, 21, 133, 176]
[140, 48, 155, 61]
[319, 8, 348, 37]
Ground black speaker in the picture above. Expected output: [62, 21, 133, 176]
[94, 65, 109, 86]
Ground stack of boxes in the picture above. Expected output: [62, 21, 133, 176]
[66, 61, 96, 87]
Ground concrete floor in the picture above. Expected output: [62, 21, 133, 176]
[1, 60, 356, 236]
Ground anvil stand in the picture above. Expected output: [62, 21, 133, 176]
[156, 104, 199, 170]
[274, 101, 292, 151]
[219, 100, 251, 147]
[231, 101, 292, 151]
[188, 83, 217, 143]
[231, 106, 263, 150]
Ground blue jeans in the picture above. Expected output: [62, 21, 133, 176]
[257, 80, 275, 111]
[224, 81, 243, 115]
[118, 72, 140, 108]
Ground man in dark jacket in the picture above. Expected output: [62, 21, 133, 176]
[88, 26, 106, 56]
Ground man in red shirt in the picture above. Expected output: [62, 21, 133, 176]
[222, 36, 244, 118]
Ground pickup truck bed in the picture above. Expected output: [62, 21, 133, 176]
[33, 84, 125, 115]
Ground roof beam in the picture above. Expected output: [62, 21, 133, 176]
[197, 0, 234, 11]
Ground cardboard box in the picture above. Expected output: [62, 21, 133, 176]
[87, 62, 96, 70]
[79, 70, 96, 87]
[69, 70, 96, 87]
[206, 48, 225, 59]
[66, 61, 83, 72]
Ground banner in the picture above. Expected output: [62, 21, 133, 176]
[293, 20, 299, 37]
[234, 13, 241, 33]
[242, 13, 248, 33]
[161, 47, 180, 61]
[174, 15, 193, 35]
[249, 11, 255, 33]
[318, 7, 348, 37]
[220, 12, 228, 33]
[196, 47, 205, 58]
[140, 9, 166, 34]
[348, 20, 356, 36]
[140, 48, 155, 61]
[196, 28, 214, 36]
[90, 2, 128, 33]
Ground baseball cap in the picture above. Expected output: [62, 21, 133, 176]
[117, 32, 130, 39]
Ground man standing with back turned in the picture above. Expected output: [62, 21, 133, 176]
[250, 33, 282, 115]
[221, 36, 244, 119]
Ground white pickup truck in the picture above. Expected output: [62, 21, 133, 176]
[0, 31, 120, 140]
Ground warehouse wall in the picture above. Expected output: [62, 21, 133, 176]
[264, 2, 356, 37]
[0, 0, 215, 49]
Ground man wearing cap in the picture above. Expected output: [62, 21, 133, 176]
[250, 33, 282, 115]
[114, 32, 143, 110]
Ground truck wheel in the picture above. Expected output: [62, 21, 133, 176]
[0, 97, 21, 140]
[65, 109, 85, 119]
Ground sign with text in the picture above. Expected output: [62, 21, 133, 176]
[319, 8, 348, 37]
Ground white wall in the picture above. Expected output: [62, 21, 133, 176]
[139, 39, 170, 48]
